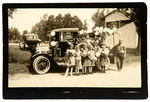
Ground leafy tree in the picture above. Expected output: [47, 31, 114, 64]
[82, 20, 88, 30]
[9, 27, 21, 41]
[31, 13, 83, 41]
[22, 30, 28, 35]
[31, 14, 50, 41]
[8, 8, 17, 18]
[92, 9, 105, 29]
[55, 14, 64, 28]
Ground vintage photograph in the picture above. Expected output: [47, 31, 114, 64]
[8, 8, 142, 88]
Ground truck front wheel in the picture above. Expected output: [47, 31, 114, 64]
[32, 55, 51, 74]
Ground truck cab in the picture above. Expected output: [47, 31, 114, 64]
[31, 28, 79, 74]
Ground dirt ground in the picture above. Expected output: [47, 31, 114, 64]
[8, 62, 141, 88]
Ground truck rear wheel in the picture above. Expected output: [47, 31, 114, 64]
[32, 55, 51, 74]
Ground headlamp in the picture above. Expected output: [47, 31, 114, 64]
[51, 31, 55, 36]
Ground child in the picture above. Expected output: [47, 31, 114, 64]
[75, 47, 83, 75]
[81, 46, 89, 74]
[88, 46, 97, 73]
[100, 44, 109, 73]
[64, 45, 76, 77]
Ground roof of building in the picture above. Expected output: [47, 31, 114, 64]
[101, 10, 130, 22]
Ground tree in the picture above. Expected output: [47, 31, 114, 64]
[22, 30, 28, 35]
[9, 27, 21, 42]
[55, 14, 64, 28]
[118, 8, 142, 52]
[31, 14, 50, 41]
[82, 20, 88, 30]
[92, 9, 105, 29]
[31, 13, 83, 41]
[8, 8, 17, 18]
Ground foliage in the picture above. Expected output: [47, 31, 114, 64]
[82, 20, 88, 30]
[8, 8, 17, 18]
[22, 30, 28, 35]
[9, 27, 21, 42]
[91, 9, 105, 29]
[31, 13, 83, 41]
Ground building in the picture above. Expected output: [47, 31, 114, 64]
[102, 10, 138, 49]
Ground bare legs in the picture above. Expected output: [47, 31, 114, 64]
[89, 67, 93, 73]
[64, 67, 73, 77]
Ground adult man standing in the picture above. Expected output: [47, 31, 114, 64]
[114, 40, 126, 70]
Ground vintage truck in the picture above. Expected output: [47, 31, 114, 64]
[30, 28, 80, 74]
[28, 28, 111, 74]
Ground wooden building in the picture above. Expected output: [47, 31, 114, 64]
[102, 10, 138, 49]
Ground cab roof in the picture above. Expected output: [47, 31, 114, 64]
[23, 33, 38, 37]
[47, 28, 79, 37]
[51, 28, 79, 32]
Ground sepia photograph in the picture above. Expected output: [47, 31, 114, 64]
[8, 8, 141, 87]
[3, 3, 147, 99]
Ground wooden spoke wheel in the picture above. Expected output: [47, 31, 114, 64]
[32, 56, 51, 74]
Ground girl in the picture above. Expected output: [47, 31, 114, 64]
[64, 45, 76, 77]
[80, 46, 88, 74]
[75, 47, 83, 75]
[82, 45, 91, 74]
[100, 44, 109, 73]
[88, 46, 97, 73]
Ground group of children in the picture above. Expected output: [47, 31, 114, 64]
[64, 41, 109, 77]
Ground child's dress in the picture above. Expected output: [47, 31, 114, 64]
[65, 49, 76, 67]
[82, 51, 92, 67]
[75, 51, 82, 70]
[100, 47, 109, 68]
[69, 55, 75, 66]
[88, 50, 97, 67]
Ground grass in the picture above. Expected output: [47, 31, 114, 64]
[9, 44, 32, 75]
[9, 63, 29, 75]
[9, 44, 31, 63]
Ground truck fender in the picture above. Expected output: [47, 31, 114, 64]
[30, 53, 58, 67]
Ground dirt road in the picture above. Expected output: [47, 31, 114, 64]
[8, 62, 141, 88]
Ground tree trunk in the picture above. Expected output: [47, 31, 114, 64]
[137, 33, 141, 55]
[135, 23, 141, 55]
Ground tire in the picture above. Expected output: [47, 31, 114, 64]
[32, 55, 51, 74]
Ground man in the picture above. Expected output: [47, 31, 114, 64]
[114, 40, 126, 70]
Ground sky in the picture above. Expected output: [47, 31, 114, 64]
[8, 8, 99, 34]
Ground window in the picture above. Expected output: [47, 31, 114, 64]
[65, 32, 73, 41]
